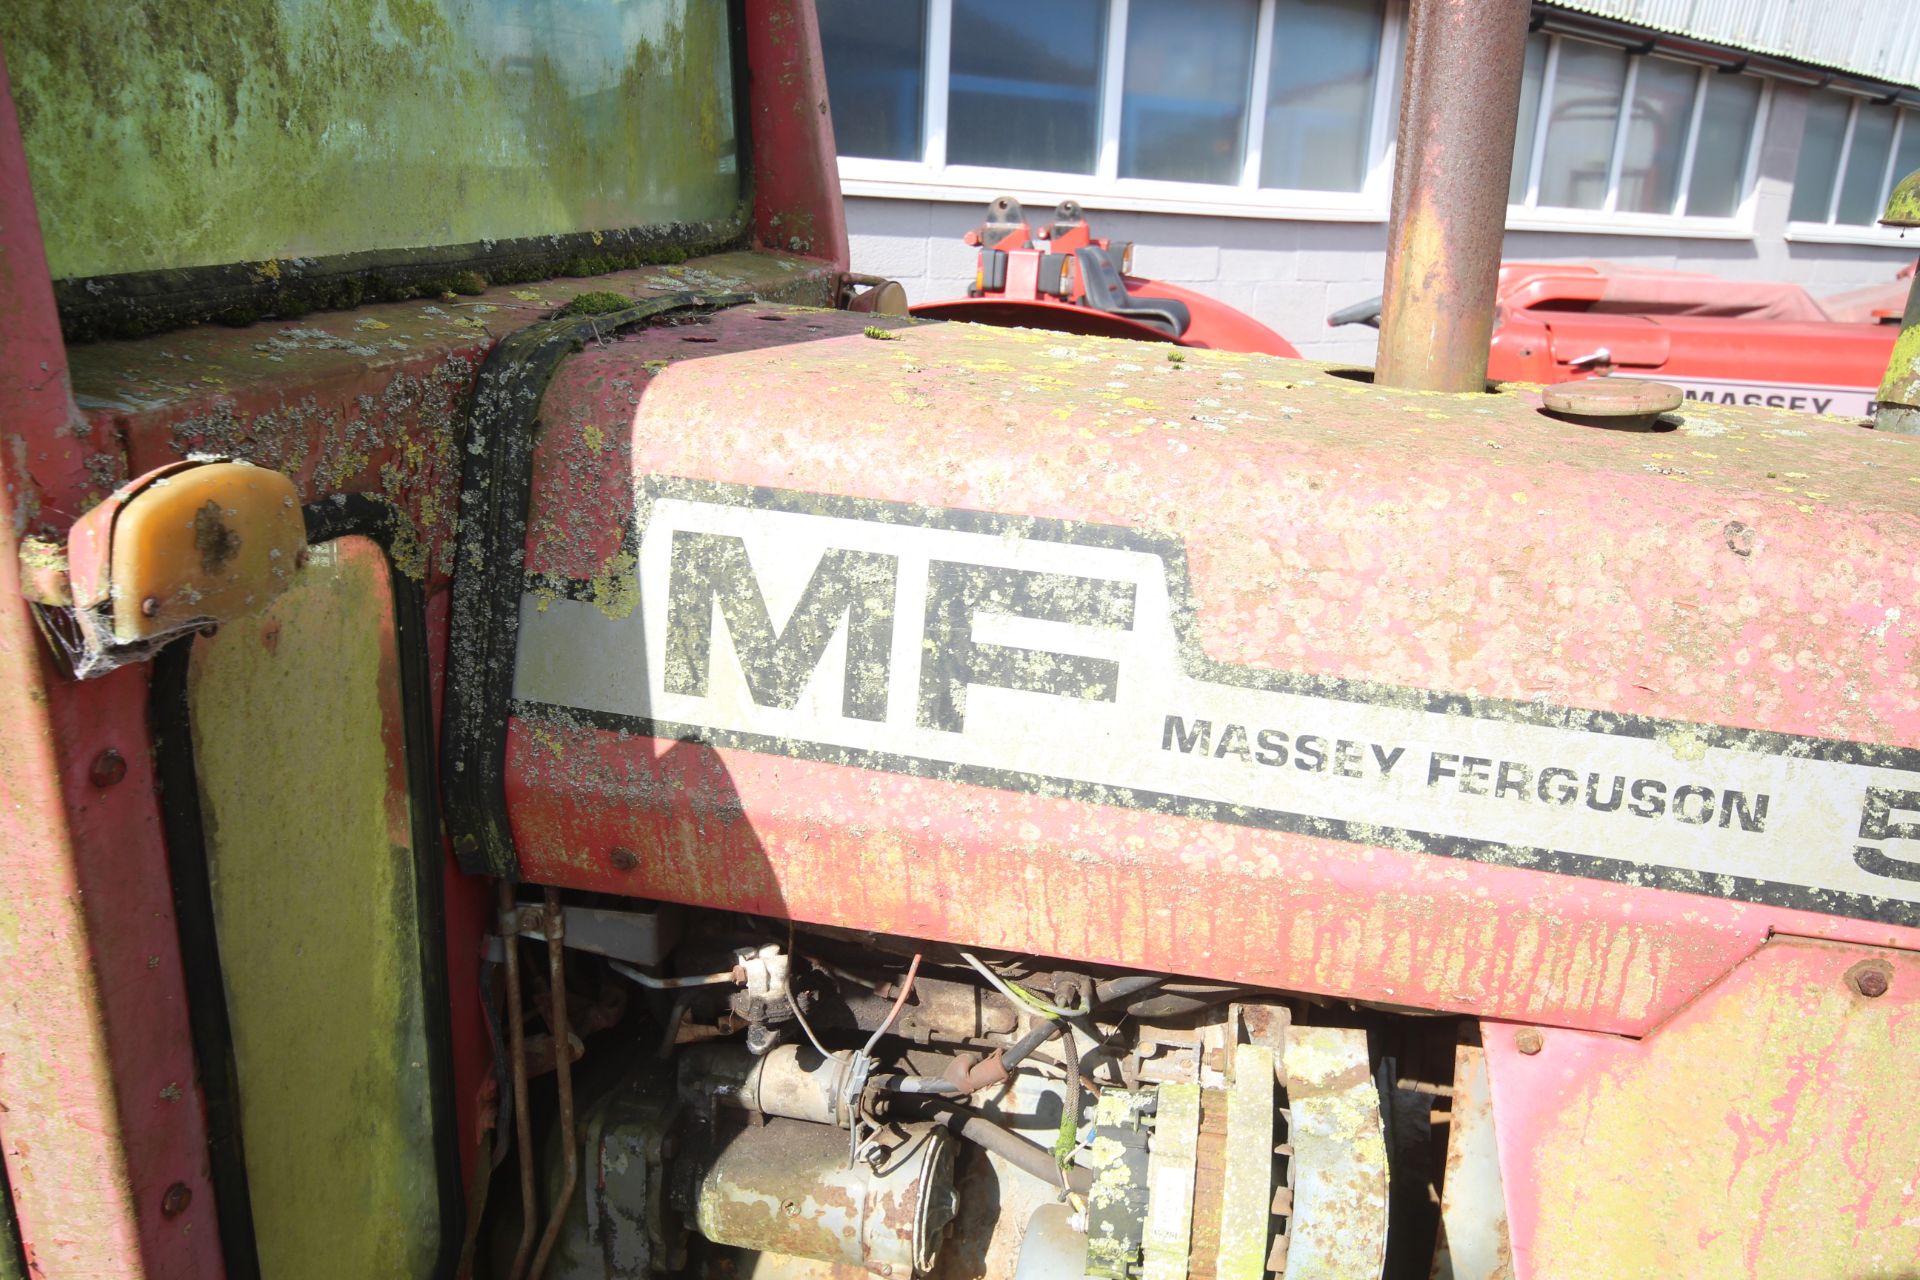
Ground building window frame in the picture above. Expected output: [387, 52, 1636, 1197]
[1785, 90, 1920, 247]
[834, 0, 1407, 221]
[1502, 32, 1769, 240]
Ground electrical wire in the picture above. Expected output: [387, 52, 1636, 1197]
[861, 952, 923, 1063]
[958, 950, 1079, 1019]
[789, 979, 833, 1059]
[609, 959, 739, 990]
[847, 953, 922, 1167]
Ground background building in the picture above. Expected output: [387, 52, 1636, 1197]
[820, 0, 1920, 361]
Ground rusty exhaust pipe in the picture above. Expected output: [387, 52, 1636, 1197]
[1374, 0, 1531, 393]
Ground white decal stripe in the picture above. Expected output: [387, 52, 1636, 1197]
[513, 496, 1920, 914]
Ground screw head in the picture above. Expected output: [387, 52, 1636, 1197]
[609, 846, 639, 872]
[140, 596, 161, 618]
[89, 749, 127, 788]
[1514, 1027, 1545, 1056]
[161, 1182, 192, 1219]
[783, 1200, 800, 1217]
[1849, 963, 1892, 998]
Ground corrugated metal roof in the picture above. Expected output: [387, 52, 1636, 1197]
[1543, 0, 1920, 88]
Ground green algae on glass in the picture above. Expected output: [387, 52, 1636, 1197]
[1, 0, 742, 281]
[186, 538, 438, 1280]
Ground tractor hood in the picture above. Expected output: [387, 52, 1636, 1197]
[482, 301, 1920, 1037]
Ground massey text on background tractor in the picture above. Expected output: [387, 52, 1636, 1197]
[2, 3, 1920, 1279]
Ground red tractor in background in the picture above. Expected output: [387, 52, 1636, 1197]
[1331, 260, 1907, 413]
[921, 198, 1907, 416]
[1, 4, 1919, 1280]
[910, 197, 1299, 356]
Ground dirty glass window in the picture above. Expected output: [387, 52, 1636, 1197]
[819, 0, 928, 161]
[1509, 34, 1762, 223]
[1617, 56, 1697, 215]
[1259, 0, 1386, 193]
[2, 0, 743, 282]
[1120, 0, 1259, 184]
[819, 0, 1398, 203]
[1837, 104, 1899, 225]
[1791, 93, 1920, 228]
[1684, 73, 1762, 218]
[1537, 38, 1629, 211]
[1790, 94, 1853, 222]
[948, 0, 1105, 174]
[1507, 34, 1549, 204]
[1893, 113, 1920, 208]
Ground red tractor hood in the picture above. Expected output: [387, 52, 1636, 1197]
[495, 304, 1920, 1037]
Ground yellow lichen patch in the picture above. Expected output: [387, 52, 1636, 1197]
[588, 549, 641, 619]
[582, 423, 607, 453]
[1527, 939, 1920, 1278]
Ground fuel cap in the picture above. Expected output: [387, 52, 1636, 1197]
[1542, 378, 1684, 431]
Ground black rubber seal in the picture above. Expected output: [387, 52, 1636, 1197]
[0, 1147, 27, 1280]
[54, 219, 751, 344]
[440, 291, 752, 878]
[151, 647, 262, 1280]
[154, 495, 466, 1279]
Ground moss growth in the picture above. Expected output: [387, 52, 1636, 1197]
[560, 290, 639, 317]
[863, 325, 898, 341]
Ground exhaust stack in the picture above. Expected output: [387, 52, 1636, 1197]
[1374, 0, 1531, 393]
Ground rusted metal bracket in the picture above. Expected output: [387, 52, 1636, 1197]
[19, 457, 304, 679]
[1279, 1029, 1387, 1280]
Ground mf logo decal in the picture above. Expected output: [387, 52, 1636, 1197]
[513, 479, 1920, 925]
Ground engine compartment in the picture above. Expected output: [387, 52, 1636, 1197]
[480, 897, 1453, 1280]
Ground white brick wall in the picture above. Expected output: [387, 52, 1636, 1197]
[846, 84, 1918, 366]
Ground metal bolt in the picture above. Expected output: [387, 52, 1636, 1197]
[140, 596, 161, 617]
[609, 846, 639, 871]
[782, 1200, 799, 1217]
[1853, 967, 1891, 998]
[89, 749, 127, 788]
[161, 1182, 191, 1219]
[1514, 1027, 1544, 1056]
